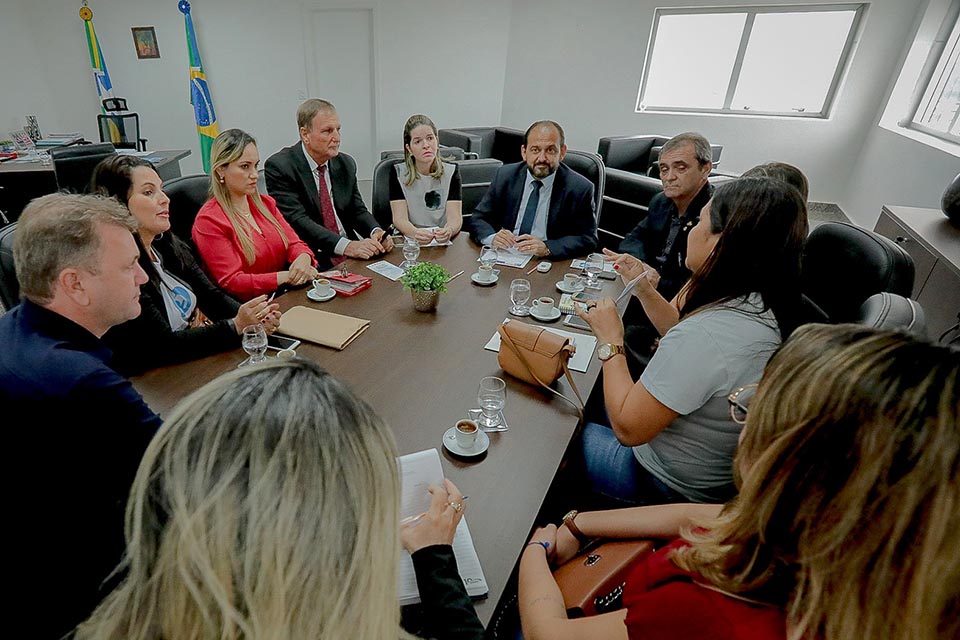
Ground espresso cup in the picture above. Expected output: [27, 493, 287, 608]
[476, 265, 494, 282]
[455, 419, 479, 449]
[312, 278, 332, 296]
[532, 296, 556, 315]
[563, 273, 583, 289]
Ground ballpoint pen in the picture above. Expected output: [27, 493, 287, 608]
[447, 270, 465, 282]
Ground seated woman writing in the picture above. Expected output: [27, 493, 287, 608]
[77, 359, 486, 640]
[390, 114, 462, 244]
[578, 178, 808, 505]
[92, 155, 280, 375]
[520, 323, 959, 640]
[193, 128, 318, 301]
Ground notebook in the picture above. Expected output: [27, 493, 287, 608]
[320, 270, 374, 296]
[398, 449, 488, 605]
[277, 306, 369, 350]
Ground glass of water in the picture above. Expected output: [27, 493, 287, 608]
[400, 236, 420, 270]
[479, 244, 498, 269]
[509, 278, 531, 316]
[477, 376, 506, 430]
[241, 324, 268, 366]
[583, 252, 604, 290]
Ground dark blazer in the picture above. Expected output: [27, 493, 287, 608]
[103, 233, 241, 375]
[264, 143, 379, 263]
[469, 161, 598, 260]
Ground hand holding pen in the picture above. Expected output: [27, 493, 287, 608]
[400, 479, 467, 553]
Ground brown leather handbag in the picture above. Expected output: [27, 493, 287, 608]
[497, 320, 584, 414]
[553, 539, 656, 618]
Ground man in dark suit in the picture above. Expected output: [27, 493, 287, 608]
[265, 99, 393, 267]
[469, 120, 597, 260]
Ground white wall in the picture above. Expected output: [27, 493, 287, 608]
[498, 0, 938, 211]
[1, 0, 511, 177]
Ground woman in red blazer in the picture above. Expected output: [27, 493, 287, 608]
[193, 128, 317, 301]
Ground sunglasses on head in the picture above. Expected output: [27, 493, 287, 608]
[727, 383, 758, 425]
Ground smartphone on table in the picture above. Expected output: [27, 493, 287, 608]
[266, 334, 301, 351]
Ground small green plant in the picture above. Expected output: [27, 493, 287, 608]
[400, 261, 450, 293]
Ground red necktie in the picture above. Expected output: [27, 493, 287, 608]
[318, 165, 345, 265]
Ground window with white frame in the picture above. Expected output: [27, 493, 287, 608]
[636, 4, 866, 118]
[908, 9, 960, 143]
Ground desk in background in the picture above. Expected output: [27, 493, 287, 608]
[0, 149, 191, 224]
[132, 237, 618, 626]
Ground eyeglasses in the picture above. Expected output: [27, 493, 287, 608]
[424, 190, 442, 210]
[727, 384, 758, 425]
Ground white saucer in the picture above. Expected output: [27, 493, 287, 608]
[471, 271, 500, 286]
[442, 426, 490, 458]
[556, 280, 585, 294]
[307, 288, 336, 302]
[530, 307, 562, 322]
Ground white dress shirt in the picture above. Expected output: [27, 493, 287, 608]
[482, 169, 556, 246]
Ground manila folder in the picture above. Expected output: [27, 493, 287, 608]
[278, 305, 369, 350]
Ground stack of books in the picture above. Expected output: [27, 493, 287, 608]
[35, 133, 84, 149]
[323, 271, 373, 296]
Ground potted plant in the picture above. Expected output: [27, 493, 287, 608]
[400, 261, 450, 312]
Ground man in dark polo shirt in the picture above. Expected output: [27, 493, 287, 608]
[0, 193, 162, 638]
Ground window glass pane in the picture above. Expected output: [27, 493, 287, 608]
[640, 13, 746, 110]
[731, 11, 856, 114]
[913, 16, 960, 137]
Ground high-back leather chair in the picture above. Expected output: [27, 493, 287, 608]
[597, 134, 722, 176]
[457, 158, 503, 219]
[438, 127, 525, 164]
[51, 143, 117, 194]
[371, 156, 405, 230]
[162, 174, 211, 246]
[802, 222, 915, 323]
[561, 150, 605, 223]
[0, 222, 19, 310]
[379, 146, 468, 162]
[857, 292, 927, 337]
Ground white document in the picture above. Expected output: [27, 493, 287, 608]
[484, 319, 598, 372]
[397, 449, 488, 605]
[367, 260, 405, 281]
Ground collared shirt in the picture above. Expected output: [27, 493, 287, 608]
[301, 143, 351, 256]
[481, 168, 557, 245]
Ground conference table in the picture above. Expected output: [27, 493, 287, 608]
[132, 236, 622, 626]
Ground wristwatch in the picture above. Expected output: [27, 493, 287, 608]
[597, 343, 626, 361]
[562, 510, 589, 547]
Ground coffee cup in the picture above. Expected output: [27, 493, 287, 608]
[476, 265, 494, 282]
[532, 296, 556, 316]
[455, 419, 479, 449]
[312, 278, 332, 296]
[563, 273, 583, 289]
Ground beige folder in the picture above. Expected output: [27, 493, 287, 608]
[278, 306, 370, 350]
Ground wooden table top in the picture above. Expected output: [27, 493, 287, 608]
[132, 236, 621, 625]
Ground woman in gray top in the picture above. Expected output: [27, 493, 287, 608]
[576, 177, 808, 504]
[390, 114, 462, 244]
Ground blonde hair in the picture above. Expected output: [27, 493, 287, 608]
[76, 359, 414, 640]
[401, 114, 443, 186]
[210, 129, 289, 265]
[674, 323, 960, 640]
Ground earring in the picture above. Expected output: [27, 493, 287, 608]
[218, 175, 225, 184]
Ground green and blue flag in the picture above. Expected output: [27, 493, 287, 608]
[179, 1, 218, 172]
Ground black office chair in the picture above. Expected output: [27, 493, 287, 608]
[561, 150, 605, 223]
[162, 174, 210, 246]
[98, 98, 147, 151]
[379, 146, 469, 161]
[50, 143, 117, 194]
[456, 158, 503, 219]
[0, 222, 19, 310]
[802, 222, 915, 323]
[371, 156, 404, 230]
[856, 292, 927, 336]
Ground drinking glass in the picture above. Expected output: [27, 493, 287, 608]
[479, 244, 498, 269]
[477, 376, 506, 430]
[240, 324, 268, 366]
[583, 252, 604, 290]
[400, 236, 420, 270]
[509, 278, 531, 316]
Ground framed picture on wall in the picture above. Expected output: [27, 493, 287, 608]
[131, 27, 160, 59]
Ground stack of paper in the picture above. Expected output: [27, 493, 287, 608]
[398, 449, 488, 605]
[278, 306, 369, 350]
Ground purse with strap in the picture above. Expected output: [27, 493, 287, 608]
[553, 539, 656, 618]
[497, 320, 584, 415]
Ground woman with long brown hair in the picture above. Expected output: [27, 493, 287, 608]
[520, 323, 960, 639]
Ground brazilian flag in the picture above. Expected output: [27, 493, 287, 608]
[179, 1, 218, 172]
